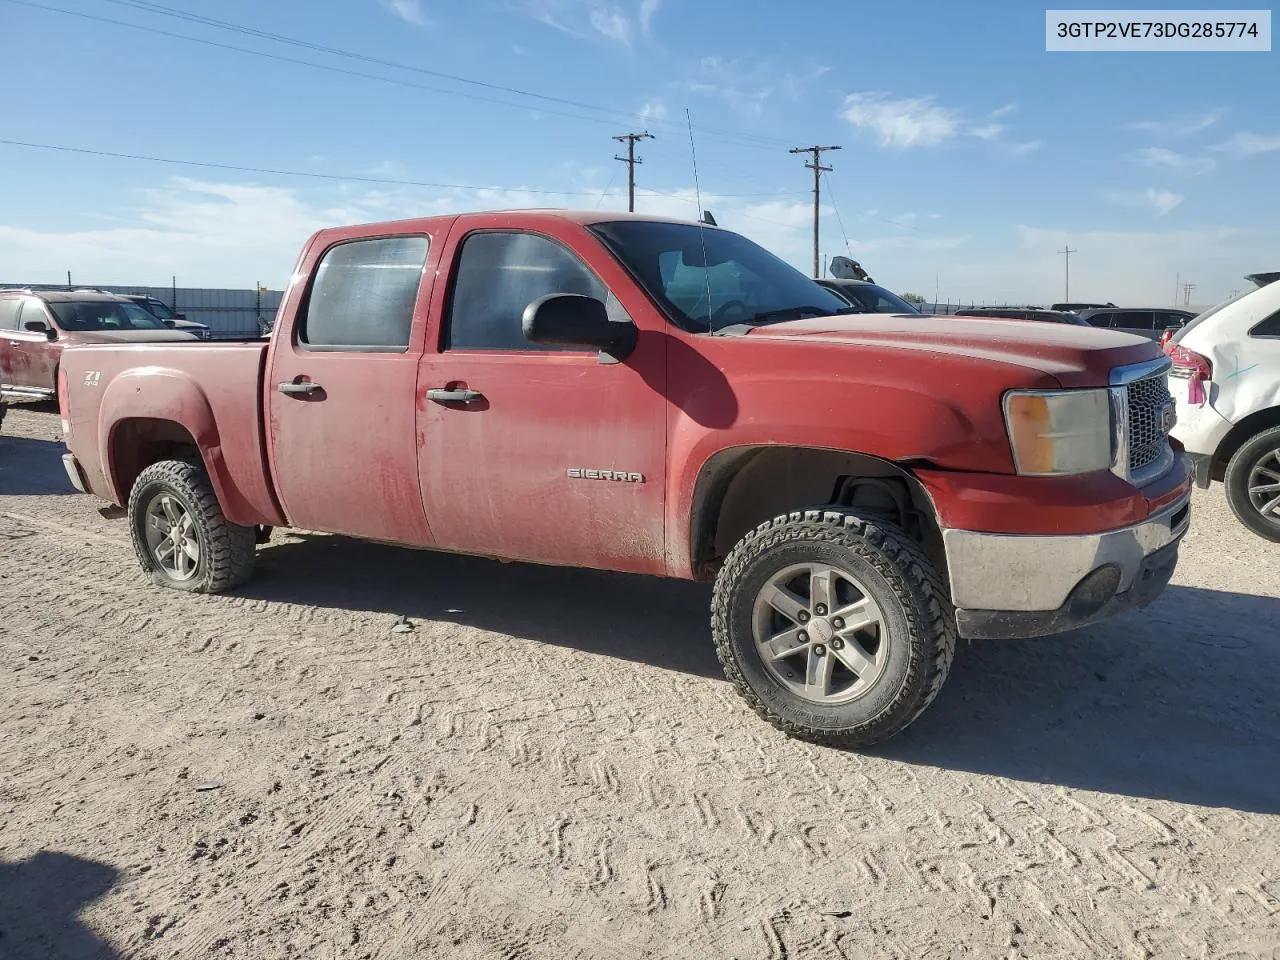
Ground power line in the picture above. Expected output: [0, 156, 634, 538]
[790, 144, 841, 279]
[0, 136, 804, 202]
[822, 171, 853, 256]
[0, 137, 601, 195]
[3, 0, 794, 153]
[613, 132, 655, 213]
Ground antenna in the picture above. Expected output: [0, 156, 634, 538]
[686, 108, 713, 332]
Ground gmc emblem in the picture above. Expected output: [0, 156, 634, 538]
[1161, 402, 1177, 433]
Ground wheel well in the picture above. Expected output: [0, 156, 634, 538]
[688, 446, 945, 580]
[1212, 405, 1280, 481]
[110, 418, 201, 500]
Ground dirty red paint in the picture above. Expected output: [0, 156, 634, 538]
[59, 210, 1191, 580]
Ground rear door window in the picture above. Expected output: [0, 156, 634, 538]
[1250, 308, 1280, 338]
[16, 299, 52, 331]
[1115, 311, 1155, 331]
[300, 235, 429, 351]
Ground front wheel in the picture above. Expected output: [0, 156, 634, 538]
[712, 509, 956, 749]
[1224, 425, 1280, 542]
[128, 459, 257, 592]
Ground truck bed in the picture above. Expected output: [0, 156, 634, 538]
[60, 340, 283, 527]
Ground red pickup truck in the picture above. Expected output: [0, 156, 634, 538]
[57, 210, 1192, 747]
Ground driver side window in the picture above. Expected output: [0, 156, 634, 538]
[445, 231, 626, 351]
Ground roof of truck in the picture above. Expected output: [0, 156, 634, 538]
[327, 209, 719, 235]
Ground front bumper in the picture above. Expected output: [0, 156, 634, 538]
[61, 452, 88, 494]
[944, 490, 1191, 640]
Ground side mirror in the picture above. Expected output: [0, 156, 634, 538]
[522, 294, 637, 363]
[174, 313, 186, 321]
[24, 319, 55, 339]
[163, 319, 176, 327]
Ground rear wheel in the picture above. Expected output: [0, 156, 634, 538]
[712, 509, 956, 749]
[128, 459, 257, 592]
[1224, 425, 1280, 542]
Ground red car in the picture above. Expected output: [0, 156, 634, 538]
[0, 289, 196, 401]
[57, 211, 1191, 748]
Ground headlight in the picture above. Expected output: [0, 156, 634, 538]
[1003, 389, 1113, 475]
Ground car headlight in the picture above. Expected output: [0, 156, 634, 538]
[1003, 389, 1113, 476]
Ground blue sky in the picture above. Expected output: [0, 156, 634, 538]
[1, 0, 1277, 305]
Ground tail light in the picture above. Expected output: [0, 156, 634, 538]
[57, 366, 70, 436]
[1167, 344, 1212, 405]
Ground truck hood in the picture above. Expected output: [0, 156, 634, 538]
[65, 329, 199, 344]
[740, 313, 1158, 387]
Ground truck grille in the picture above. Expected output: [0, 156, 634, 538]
[1126, 373, 1174, 474]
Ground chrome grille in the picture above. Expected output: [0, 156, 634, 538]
[1126, 373, 1174, 474]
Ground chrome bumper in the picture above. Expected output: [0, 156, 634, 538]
[61, 452, 88, 494]
[943, 492, 1191, 639]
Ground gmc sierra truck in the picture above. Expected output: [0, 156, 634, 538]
[57, 211, 1192, 747]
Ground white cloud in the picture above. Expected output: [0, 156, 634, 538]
[638, 100, 667, 122]
[1132, 147, 1215, 175]
[685, 57, 828, 118]
[519, 0, 659, 45]
[512, 43, 530, 55]
[639, 0, 661, 33]
[1102, 187, 1185, 217]
[383, 0, 429, 26]
[1123, 110, 1223, 138]
[841, 93, 1037, 155]
[841, 93, 961, 148]
[1212, 131, 1280, 155]
[968, 123, 1005, 141]
[1003, 140, 1042, 157]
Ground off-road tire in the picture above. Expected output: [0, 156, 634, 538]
[1224, 425, 1280, 543]
[128, 459, 257, 592]
[712, 509, 956, 749]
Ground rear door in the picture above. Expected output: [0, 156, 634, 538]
[0, 297, 18, 386]
[265, 232, 439, 545]
[417, 224, 668, 575]
[10, 299, 61, 391]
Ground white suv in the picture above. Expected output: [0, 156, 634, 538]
[1168, 276, 1280, 540]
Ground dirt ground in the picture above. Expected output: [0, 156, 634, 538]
[1, 402, 1278, 960]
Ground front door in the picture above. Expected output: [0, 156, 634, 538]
[418, 227, 667, 575]
[265, 233, 438, 545]
[9, 299, 60, 392]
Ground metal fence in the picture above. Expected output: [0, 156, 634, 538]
[0, 282, 284, 339]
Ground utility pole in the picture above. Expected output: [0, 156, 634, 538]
[613, 131, 654, 213]
[1182, 282, 1196, 306]
[1058, 246, 1077, 302]
[790, 144, 841, 278]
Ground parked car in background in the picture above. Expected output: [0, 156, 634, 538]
[1052, 301, 1115, 312]
[58, 209, 1190, 749]
[1079, 307, 1195, 341]
[1168, 279, 1280, 541]
[121, 294, 213, 339]
[816, 278, 921, 314]
[954, 307, 1091, 325]
[0, 289, 196, 400]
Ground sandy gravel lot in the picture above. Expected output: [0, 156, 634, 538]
[1, 402, 1278, 960]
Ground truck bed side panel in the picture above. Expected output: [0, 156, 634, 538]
[61, 341, 284, 527]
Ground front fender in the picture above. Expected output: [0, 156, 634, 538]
[663, 359, 1032, 578]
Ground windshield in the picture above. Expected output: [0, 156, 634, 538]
[140, 298, 176, 320]
[830, 282, 919, 314]
[48, 300, 170, 332]
[589, 220, 852, 333]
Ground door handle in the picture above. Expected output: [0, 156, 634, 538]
[278, 381, 322, 396]
[427, 388, 484, 404]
